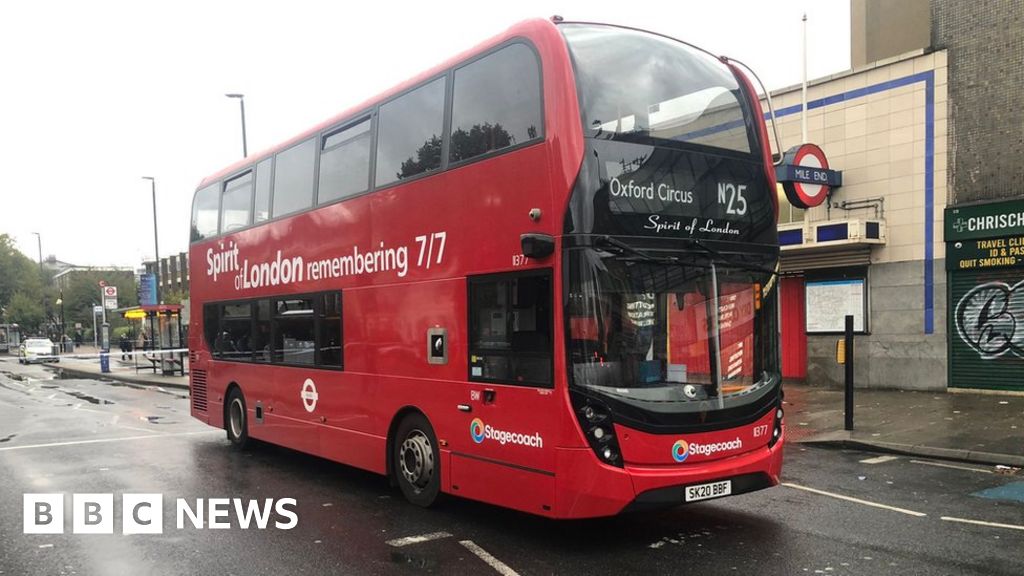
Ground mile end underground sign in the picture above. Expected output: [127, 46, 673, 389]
[775, 143, 843, 209]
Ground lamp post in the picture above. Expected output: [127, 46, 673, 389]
[142, 177, 161, 306]
[55, 293, 65, 353]
[225, 93, 248, 158]
[31, 232, 42, 271]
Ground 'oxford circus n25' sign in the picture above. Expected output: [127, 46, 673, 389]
[775, 143, 842, 209]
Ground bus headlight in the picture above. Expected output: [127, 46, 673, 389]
[769, 401, 784, 448]
[573, 396, 623, 467]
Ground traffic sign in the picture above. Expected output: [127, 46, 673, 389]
[103, 286, 118, 298]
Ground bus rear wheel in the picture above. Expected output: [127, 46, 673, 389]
[393, 413, 440, 507]
[225, 387, 250, 449]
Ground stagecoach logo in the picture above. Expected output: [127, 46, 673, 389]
[672, 437, 743, 462]
[672, 439, 691, 462]
[470, 418, 486, 443]
[469, 418, 543, 448]
[301, 379, 319, 413]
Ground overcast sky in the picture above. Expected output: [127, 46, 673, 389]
[0, 0, 850, 268]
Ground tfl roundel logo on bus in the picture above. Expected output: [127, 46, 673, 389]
[470, 419, 486, 444]
[672, 440, 691, 462]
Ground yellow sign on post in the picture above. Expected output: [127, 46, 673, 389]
[836, 339, 846, 364]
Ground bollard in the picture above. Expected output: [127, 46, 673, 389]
[844, 314, 854, 431]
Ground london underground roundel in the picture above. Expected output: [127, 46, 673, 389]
[777, 143, 839, 209]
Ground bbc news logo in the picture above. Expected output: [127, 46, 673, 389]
[23, 494, 298, 534]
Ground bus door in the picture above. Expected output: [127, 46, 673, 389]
[450, 270, 558, 514]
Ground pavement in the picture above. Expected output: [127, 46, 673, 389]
[8, 348, 1024, 468]
[784, 383, 1024, 468]
[38, 344, 190, 390]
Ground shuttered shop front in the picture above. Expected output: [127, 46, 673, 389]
[947, 240, 1024, 391]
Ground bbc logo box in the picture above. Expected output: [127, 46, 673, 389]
[24, 494, 163, 535]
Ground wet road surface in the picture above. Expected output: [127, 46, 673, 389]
[1, 357, 1022, 576]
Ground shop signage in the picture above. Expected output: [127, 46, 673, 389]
[945, 199, 1024, 242]
[946, 235, 1024, 270]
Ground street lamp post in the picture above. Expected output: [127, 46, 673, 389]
[142, 177, 161, 306]
[225, 93, 248, 158]
[56, 293, 65, 353]
[31, 232, 42, 272]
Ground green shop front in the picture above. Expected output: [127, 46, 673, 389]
[945, 199, 1024, 391]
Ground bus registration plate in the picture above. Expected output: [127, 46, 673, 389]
[685, 480, 732, 502]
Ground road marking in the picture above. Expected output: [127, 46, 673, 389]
[385, 531, 452, 547]
[782, 482, 927, 517]
[0, 431, 217, 452]
[860, 455, 900, 464]
[909, 459, 992, 474]
[459, 540, 520, 576]
[941, 516, 1024, 531]
[117, 425, 161, 434]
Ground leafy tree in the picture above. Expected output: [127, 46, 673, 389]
[6, 292, 44, 334]
[450, 122, 513, 162]
[161, 288, 189, 306]
[398, 135, 443, 180]
[59, 270, 136, 332]
[0, 234, 43, 309]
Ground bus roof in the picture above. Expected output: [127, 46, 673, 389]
[196, 17, 561, 190]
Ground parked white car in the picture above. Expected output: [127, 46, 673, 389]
[18, 338, 59, 364]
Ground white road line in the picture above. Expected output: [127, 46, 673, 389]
[385, 531, 452, 547]
[0, 431, 217, 452]
[117, 425, 161, 434]
[782, 482, 927, 517]
[910, 459, 993, 474]
[459, 540, 520, 576]
[941, 516, 1024, 531]
[860, 455, 900, 464]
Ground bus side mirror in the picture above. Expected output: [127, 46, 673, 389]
[521, 233, 555, 259]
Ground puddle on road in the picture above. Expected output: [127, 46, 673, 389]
[141, 415, 178, 424]
[0, 434, 16, 443]
[64, 390, 115, 405]
[390, 550, 438, 571]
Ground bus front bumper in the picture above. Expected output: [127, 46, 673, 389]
[554, 429, 785, 518]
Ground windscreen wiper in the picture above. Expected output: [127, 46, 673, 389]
[595, 236, 681, 264]
[596, 235, 776, 276]
[688, 238, 779, 277]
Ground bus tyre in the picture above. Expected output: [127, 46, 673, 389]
[394, 413, 440, 507]
[225, 388, 250, 449]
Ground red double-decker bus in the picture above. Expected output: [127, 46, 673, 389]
[189, 18, 784, 518]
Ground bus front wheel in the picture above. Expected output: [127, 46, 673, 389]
[225, 387, 250, 449]
[393, 413, 440, 507]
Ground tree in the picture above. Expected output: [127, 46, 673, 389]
[0, 234, 43, 310]
[6, 292, 44, 334]
[59, 270, 136, 332]
[161, 288, 189, 306]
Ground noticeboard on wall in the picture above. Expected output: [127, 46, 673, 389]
[805, 278, 867, 333]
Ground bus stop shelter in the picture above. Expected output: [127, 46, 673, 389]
[121, 305, 187, 376]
